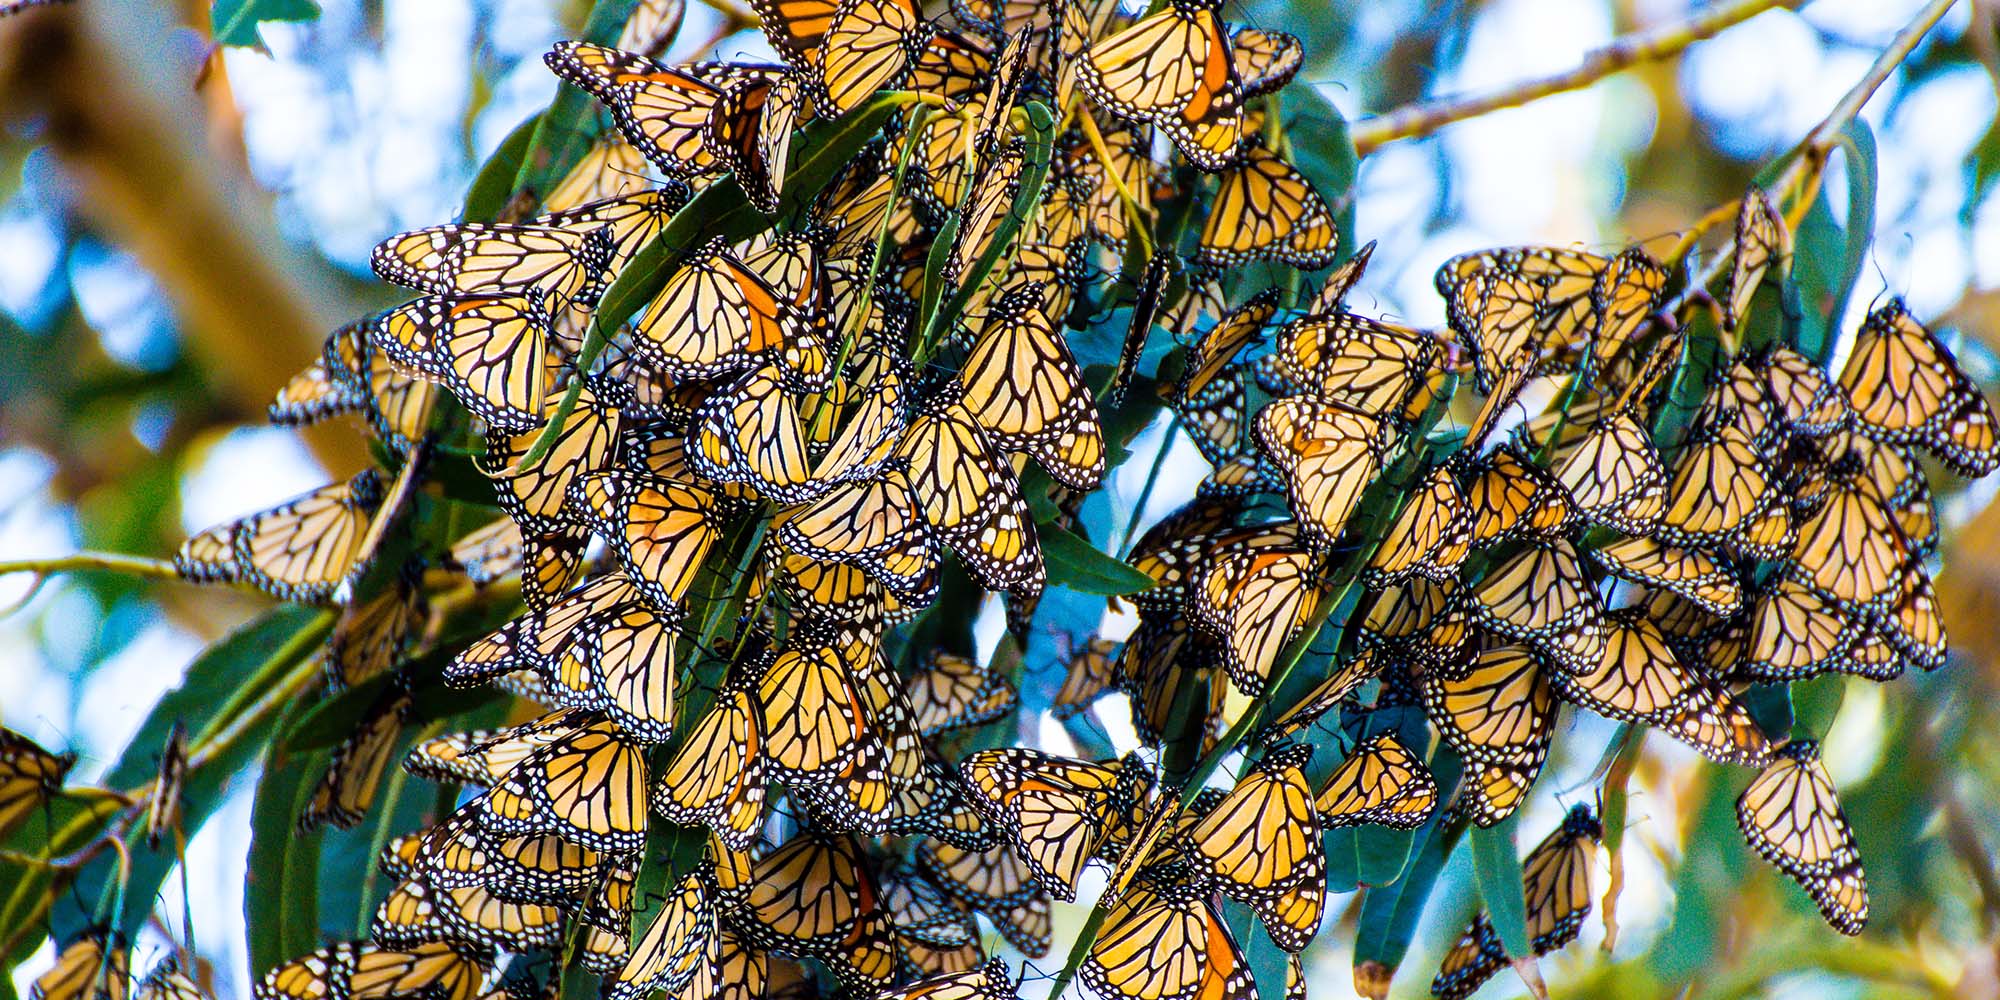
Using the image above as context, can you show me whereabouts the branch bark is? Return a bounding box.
[1349,0,1805,156]
[0,3,375,474]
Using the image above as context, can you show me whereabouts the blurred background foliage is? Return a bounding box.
[4,1,2000,998]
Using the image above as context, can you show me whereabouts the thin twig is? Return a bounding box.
[0,551,183,579]
[1671,0,1959,318]
[1350,0,1803,155]
[1774,0,1959,225]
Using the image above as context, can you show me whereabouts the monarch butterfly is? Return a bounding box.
[902,651,1018,736]
[1741,574,1853,677]
[31,931,127,1000]
[547,41,730,175]
[1079,875,1253,1000]
[916,840,1054,956]
[374,295,556,434]
[606,873,716,1000]
[1461,444,1576,545]
[1435,246,1604,391]
[548,602,682,742]
[0,728,76,840]
[476,711,650,854]
[630,236,828,391]
[261,942,490,1000]
[1258,650,1382,746]
[480,385,625,555]
[792,641,936,839]
[1657,409,1777,552]
[1784,453,1909,612]
[689,364,820,503]
[1176,360,1248,460]
[325,567,426,690]
[302,318,440,455]
[1230,27,1301,97]
[961,748,1123,901]
[372,220,615,313]
[1194,548,1329,696]
[569,470,721,619]
[269,350,366,428]
[411,806,604,899]
[650,677,767,849]
[1589,535,1742,617]
[299,688,409,832]
[1195,141,1337,268]
[878,960,1015,1000]
[446,574,644,687]
[941,137,1026,295]
[1176,289,1278,401]
[1468,538,1606,674]
[728,830,881,961]
[1721,188,1789,333]
[896,393,1045,596]
[1316,732,1437,830]
[1052,637,1120,721]
[775,468,941,606]
[1363,464,1471,587]
[1186,742,1324,902]
[1555,608,1769,765]
[1075,0,1243,171]
[174,470,386,603]
[1419,642,1554,826]
[372,875,569,951]
[1354,577,1470,671]
[1431,805,1601,999]
[131,961,207,1000]
[1071,121,1159,249]
[1584,247,1669,382]
[1549,405,1666,534]
[1839,298,2000,476]
[1736,740,1868,934]
[957,283,1106,491]
[753,0,926,115]
[705,72,807,213]
[1261,313,1441,421]
[1254,397,1384,547]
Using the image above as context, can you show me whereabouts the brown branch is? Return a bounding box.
[0,3,376,474]
[1350,0,1805,156]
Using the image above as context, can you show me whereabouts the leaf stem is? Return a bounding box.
[1349,0,1801,155]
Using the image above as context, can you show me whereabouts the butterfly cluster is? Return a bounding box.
[18,1,1996,1000]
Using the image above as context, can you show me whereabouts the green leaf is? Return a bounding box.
[917,102,1058,351]
[462,112,545,224]
[1352,758,1465,985]
[247,705,328,978]
[1469,816,1530,958]
[1041,523,1155,596]
[211,0,321,48]
[1647,768,1746,982]
[23,607,333,955]
[1785,120,1877,364]
[513,93,908,470]
[1220,898,1291,1000]
[1282,87,1359,267]
[508,0,643,204]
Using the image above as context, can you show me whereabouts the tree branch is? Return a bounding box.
[1349,0,1804,156]
[0,3,377,475]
